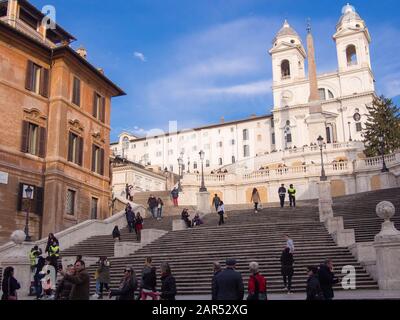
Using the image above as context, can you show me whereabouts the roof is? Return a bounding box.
[273,20,300,43]
[337,4,362,26]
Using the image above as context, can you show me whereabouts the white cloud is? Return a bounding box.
[134,51,147,62]
[197,80,272,96]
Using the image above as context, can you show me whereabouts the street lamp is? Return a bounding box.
[348,122,352,142]
[24,185,33,242]
[199,150,207,192]
[317,136,327,181]
[378,135,389,173]
[177,156,183,192]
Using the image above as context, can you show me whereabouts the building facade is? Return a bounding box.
[0,0,124,244]
[112,4,374,177]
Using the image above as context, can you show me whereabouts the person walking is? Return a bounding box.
[1,267,21,300]
[285,234,295,253]
[212,258,244,301]
[60,260,90,300]
[140,257,158,300]
[306,266,324,300]
[278,184,287,208]
[97,256,111,299]
[55,264,74,300]
[112,226,121,242]
[110,266,138,300]
[288,184,296,208]
[125,204,135,233]
[45,233,59,255]
[147,195,158,219]
[160,262,177,301]
[318,259,339,300]
[33,250,46,299]
[251,188,261,213]
[211,262,222,301]
[125,183,130,200]
[135,212,144,241]
[212,194,221,212]
[280,248,294,294]
[157,198,164,221]
[247,262,267,301]
[171,188,179,207]
[217,201,225,226]
[39,257,57,299]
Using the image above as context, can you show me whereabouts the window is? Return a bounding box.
[318,88,326,101]
[285,124,292,145]
[91,197,98,220]
[144,142,148,147]
[156,140,161,145]
[243,145,250,157]
[319,88,335,100]
[170,165,174,172]
[66,189,76,216]
[156,151,162,157]
[72,77,81,106]
[353,113,361,122]
[281,60,291,79]
[243,129,249,141]
[21,121,46,158]
[231,139,235,145]
[257,135,262,142]
[193,162,198,169]
[93,92,105,122]
[356,122,362,132]
[230,127,234,132]
[346,45,358,66]
[91,145,105,175]
[217,141,223,148]
[328,90,334,99]
[271,132,276,145]
[17,183,44,215]
[326,126,332,144]
[68,132,83,166]
[271,118,275,128]
[218,158,223,166]
[25,61,49,97]
[206,160,210,167]
[232,156,236,164]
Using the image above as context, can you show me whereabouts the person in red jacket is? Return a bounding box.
[247,262,267,301]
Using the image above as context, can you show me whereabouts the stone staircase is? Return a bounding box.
[332,188,400,242]
[81,206,377,295]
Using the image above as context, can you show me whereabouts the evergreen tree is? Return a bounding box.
[363,95,400,157]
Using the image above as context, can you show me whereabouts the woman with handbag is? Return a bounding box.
[1,267,21,300]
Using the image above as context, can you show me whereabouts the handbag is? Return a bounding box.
[8,278,17,300]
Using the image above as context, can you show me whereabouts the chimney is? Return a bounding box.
[220,116,225,124]
[6,0,18,28]
[76,46,87,59]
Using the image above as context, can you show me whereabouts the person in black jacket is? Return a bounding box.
[125,204,135,233]
[112,226,121,242]
[45,233,59,254]
[55,264,74,300]
[278,184,287,208]
[140,257,158,300]
[306,266,324,301]
[280,248,294,294]
[1,267,21,300]
[211,262,222,300]
[213,258,244,301]
[33,253,46,299]
[110,267,138,300]
[318,259,339,300]
[160,262,177,300]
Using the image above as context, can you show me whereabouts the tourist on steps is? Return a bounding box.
[318,259,339,300]
[212,194,221,212]
[140,257,158,300]
[280,248,294,294]
[33,251,46,299]
[181,208,192,228]
[306,266,324,300]
[147,195,158,219]
[55,264,74,300]
[45,233,59,255]
[60,260,90,300]
[160,262,177,300]
[217,201,225,226]
[278,184,287,208]
[288,184,296,208]
[157,198,164,220]
[97,256,111,299]
[211,262,222,300]
[212,258,244,301]
[285,234,295,253]
[110,266,138,300]
[135,212,144,241]
[247,262,267,301]
[125,183,130,200]
[1,267,21,300]
[251,188,261,213]
[171,187,179,207]
[112,226,121,242]
[125,204,135,233]
[192,213,204,227]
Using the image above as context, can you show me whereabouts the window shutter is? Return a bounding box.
[100,148,105,176]
[100,97,106,123]
[17,183,24,211]
[93,92,98,118]
[68,132,74,162]
[35,187,44,216]
[78,137,84,166]
[73,77,81,106]
[91,144,96,172]
[40,68,50,98]
[39,126,47,158]
[21,121,30,153]
[25,60,34,91]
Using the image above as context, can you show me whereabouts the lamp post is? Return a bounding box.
[24,185,33,242]
[348,122,352,142]
[317,136,327,181]
[199,150,207,192]
[177,155,183,192]
[378,135,389,173]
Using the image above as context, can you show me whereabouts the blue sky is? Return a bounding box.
[31,0,400,141]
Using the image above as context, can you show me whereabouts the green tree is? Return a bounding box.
[363,95,400,157]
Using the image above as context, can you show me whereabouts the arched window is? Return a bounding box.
[318,88,326,100]
[281,60,291,79]
[284,121,292,147]
[346,45,358,66]
[218,158,223,166]
[328,89,334,99]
